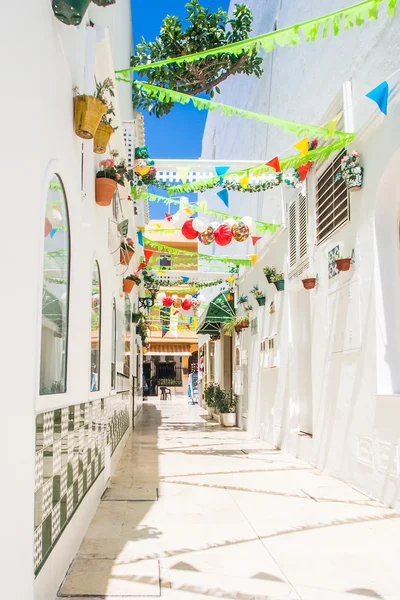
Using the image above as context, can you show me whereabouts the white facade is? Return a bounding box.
[0,2,144,599]
[200,0,400,509]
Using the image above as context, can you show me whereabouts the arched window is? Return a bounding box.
[111,299,117,389]
[40,175,70,395]
[90,261,101,391]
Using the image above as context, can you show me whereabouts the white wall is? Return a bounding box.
[201,0,400,507]
[0,1,140,598]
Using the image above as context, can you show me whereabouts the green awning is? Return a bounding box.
[197,292,235,335]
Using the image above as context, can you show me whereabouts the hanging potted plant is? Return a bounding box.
[73,78,114,140]
[240,314,250,329]
[94,101,117,154]
[336,256,352,272]
[338,151,363,191]
[222,316,241,336]
[263,265,276,283]
[123,274,141,294]
[302,274,317,290]
[215,389,238,427]
[52,0,115,26]
[95,150,133,206]
[120,238,135,266]
[251,285,266,306]
[271,271,285,291]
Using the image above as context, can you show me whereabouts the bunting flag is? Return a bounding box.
[217,188,229,207]
[297,161,313,182]
[143,237,253,266]
[366,81,389,115]
[186,324,191,330]
[181,276,190,283]
[197,199,207,213]
[137,262,146,272]
[251,236,262,246]
[266,157,281,172]
[116,1,397,73]
[154,223,162,228]
[50,228,58,238]
[144,250,154,264]
[227,276,235,284]
[249,254,258,264]
[161,306,170,338]
[176,166,190,183]
[239,174,249,189]
[137,230,144,246]
[165,213,172,221]
[294,137,309,157]
[216,165,230,185]
[325,115,341,139]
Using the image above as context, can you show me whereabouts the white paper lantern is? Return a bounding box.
[209,221,219,231]
[185,294,192,300]
[241,216,255,232]
[192,216,210,233]
[156,292,166,301]
[223,218,236,227]
[172,210,189,227]
[171,294,178,301]
[198,294,206,304]
[49,209,62,226]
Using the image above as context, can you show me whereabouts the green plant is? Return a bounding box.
[251,285,265,299]
[125,274,141,285]
[215,389,238,414]
[271,271,284,282]
[222,314,249,336]
[205,382,218,407]
[130,1,263,117]
[263,265,276,278]
[237,295,248,305]
[97,150,134,186]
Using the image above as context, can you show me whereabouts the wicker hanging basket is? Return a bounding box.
[74,95,107,139]
[93,123,114,154]
[95,178,117,206]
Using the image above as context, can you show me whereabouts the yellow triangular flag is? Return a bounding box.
[137,226,145,231]
[158,270,165,276]
[135,166,150,176]
[183,207,193,215]
[197,199,207,213]
[154,224,161,229]
[239,174,249,189]
[325,114,341,139]
[294,137,308,157]
[227,276,235,284]
[176,166,190,183]
[249,254,258,264]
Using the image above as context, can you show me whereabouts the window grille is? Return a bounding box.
[261,335,278,368]
[316,149,349,244]
[288,185,309,274]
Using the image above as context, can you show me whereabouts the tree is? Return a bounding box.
[131,1,263,117]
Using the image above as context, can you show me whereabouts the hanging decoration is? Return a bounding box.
[251,236,262,246]
[297,161,313,182]
[217,188,229,207]
[162,296,174,307]
[198,226,216,245]
[134,146,157,187]
[249,254,258,264]
[366,80,389,115]
[172,209,189,226]
[182,219,199,240]
[266,157,281,172]
[215,166,230,184]
[143,237,252,265]
[116,0,397,75]
[232,221,250,242]
[192,216,210,232]
[182,298,193,311]
[294,137,309,157]
[44,217,52,237]
[214,224,233,246]
[144,249,154,264]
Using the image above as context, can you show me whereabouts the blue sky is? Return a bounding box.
[131,0,228,218]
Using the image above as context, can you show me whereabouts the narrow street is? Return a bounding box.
[59,397,400,600]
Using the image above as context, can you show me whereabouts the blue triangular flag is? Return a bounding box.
[137,230,144,246]
[192,293,199,298]
[217,188,229,207]
[181,276,190,283]
[366,81,388,115]
[50,228,57,238]
[215,166,230,177]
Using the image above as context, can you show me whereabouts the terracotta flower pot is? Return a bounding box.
[241,320,249,329]
[302,278,317,290]
[74,95,107,139]
[94,122,114,154]
[234,325,242,333]
[336,258,351,272]
[95,177,117,206]
[120,248,134,265]
[123,279,135,294]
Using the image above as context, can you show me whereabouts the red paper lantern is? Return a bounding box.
[182,298,192,310]
[182,219,198,240]
[214,223,233,246]
[162,296,174,307]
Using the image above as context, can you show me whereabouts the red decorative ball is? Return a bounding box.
[181,219,198,240]
[214,223,233,246]
[182,298,192,310]
[162,296,174,307]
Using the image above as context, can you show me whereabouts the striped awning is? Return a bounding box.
[197,292,235,335]
[147,344,192,356]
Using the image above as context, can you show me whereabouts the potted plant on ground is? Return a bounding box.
[73,78,115,140]
[271,271,285,291]
[94,101,117,154]
[120,238,135,265]
[338,151,363,191]
[251,285,266,306]
[96,150,134,206]
[205,383,218,417]
[336,256,352,271]
[263,265,276,283]
[52,0,115,26]
[215,389,238,427]
[302,274,317,290]
[123,273,141,294]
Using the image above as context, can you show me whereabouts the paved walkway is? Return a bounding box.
[59,397,400,600]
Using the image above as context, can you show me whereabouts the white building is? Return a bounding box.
[200,0,400,510]
[0,2,146,599]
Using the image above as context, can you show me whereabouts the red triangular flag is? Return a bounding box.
[144,250,154,264]
[297,161,313,182]
[266,156,281,172]
[137,262,146,272]
[251,236,262,246]
[165,213,172,221]
[186,324,191,330]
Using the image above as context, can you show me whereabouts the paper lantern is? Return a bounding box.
[191,298,200,310]
[162,296,173,307]
[44,217,52,237]
[232,220,250,242]
[209,221,219,230]
[198,227,215,245]
[172,209,189,227]
[182,298,192,310]
[223,217,235,226]
[214,224,233,246]
[241,216,255,232]
[174,297,182,308]
[51,209,62,225]
[171,294,178,301]
[192,216,210,233]
[185,294,191,299]
[156,292,166,301]
[198,294,206,304]
[182,219,198,240]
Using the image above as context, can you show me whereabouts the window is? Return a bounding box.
[261,335,278,368]
[111,300,117,389]
[288,185,308,275]
[123,296,131,377]
[316,149,349,244]
[39,175,70,395]
[90,262,101,391]
[159,254,172,270]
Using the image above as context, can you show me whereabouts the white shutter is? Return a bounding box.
[288,185,309,275]
[289,199,297,268]
[299,190,308,260]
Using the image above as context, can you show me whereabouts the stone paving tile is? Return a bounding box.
[58,396,400,600]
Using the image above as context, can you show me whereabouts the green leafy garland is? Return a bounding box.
[143,237,252,266]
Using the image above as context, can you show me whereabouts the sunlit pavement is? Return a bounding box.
[59,396,400,599]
